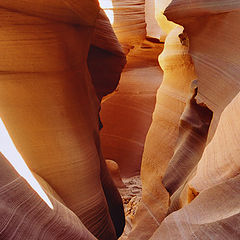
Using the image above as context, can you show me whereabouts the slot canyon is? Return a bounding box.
[0,0,240,239]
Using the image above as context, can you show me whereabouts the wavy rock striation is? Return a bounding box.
[0,1,126,240]
[128,1,240,239]
[126,26,196,239]
[143,0,240,239]
[0,153,98,240]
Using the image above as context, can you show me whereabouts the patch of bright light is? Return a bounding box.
[99,0,114,24]
[0,118,53,209]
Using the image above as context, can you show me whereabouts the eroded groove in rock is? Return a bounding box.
[100,40,163,178]
[165,0,240,140]
[150,174,240,240]
[145,1,240,238]
[189,91,240,193]
[162,85,213,197]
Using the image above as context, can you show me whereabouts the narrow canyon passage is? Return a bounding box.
[100,40,164,178]
[0,1,240,240]
[100,39,164,238]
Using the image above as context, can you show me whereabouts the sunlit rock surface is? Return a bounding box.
[99,1,163,178]
[126,26,197,239]
[112,0,146,53]
[0,1,125,239]
[1,0,240,239]
[155,0,177,41]
[143,0,240,239]
[145,0,163,40]
[165,0,240,140]
[100,0,146,54]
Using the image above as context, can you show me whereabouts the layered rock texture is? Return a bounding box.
[100,41,163,177]
[0,153,98,240]
[1,0,240,239]
[127,25,197,240]
[0,1,125,240]
[127,0,240,239]
[99,0,163,178]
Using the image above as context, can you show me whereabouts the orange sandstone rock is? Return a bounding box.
[106,159,126,188]
[0,2,125,239]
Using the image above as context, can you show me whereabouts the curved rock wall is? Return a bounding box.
[165,0,240,140]
[0,2,125,240]
[126,26,197,239]
[164,0,240,204]
[100,1,163,178]
[155,0,177,40]
[100,0,146,53]
[128,1,240,239]
[134,1,240,239]
[111,0,146,52]
[189,91,240,193]
[0,153,98,240]
[150,174,240,239]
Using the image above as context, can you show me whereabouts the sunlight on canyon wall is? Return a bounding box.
[99,0,114,24]
[0,118,53,209]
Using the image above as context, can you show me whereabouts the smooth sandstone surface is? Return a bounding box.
[145,0,163,40]
[100,41,163,178]
[0,2,125,240]
[126,26,197,239]
[143,1,240,239]
[100,0,146,54]
[99,1,163,178]
[155,0,177,41]
[111,0,146,53]
[189,91,240,193]
[162,86,213,197]
[165,0,240,140]
[164,0,240,202]
[150,174,240,240]
[88,9,126,100]
[1,0,240,239]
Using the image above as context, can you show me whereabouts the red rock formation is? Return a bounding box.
[106,159,126,188]
[112,0,146,53]
[150,174,240,239]
[165,0,240,140]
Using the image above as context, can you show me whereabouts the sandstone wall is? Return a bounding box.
[0,2,126,239]
[136,1,240,239]
[128,1,240,239]
[100,0,163,177]
[127,26,197,239]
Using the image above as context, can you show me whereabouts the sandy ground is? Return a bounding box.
[118,175,142,238]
